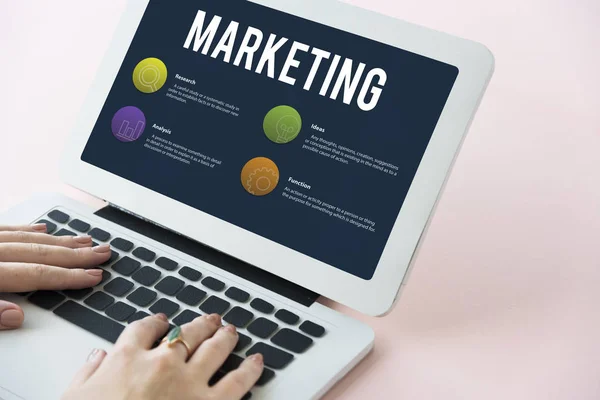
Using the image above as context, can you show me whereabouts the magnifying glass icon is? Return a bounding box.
[133,57,168,93]
[139,65,161,92]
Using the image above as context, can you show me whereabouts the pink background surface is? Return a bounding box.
[1,1,599,399]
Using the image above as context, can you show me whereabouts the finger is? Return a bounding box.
[0,300,24,330]
[0,243,111,268]
[116,313,170,350]
[190,323,240,380]
[156,314,222,361]
[0,224,47,233]
[211,354,264,399]
[0,263,103,292]
[0,231,93,249]
[68,348,107,387]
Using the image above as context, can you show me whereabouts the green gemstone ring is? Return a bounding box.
[160,326,192,358]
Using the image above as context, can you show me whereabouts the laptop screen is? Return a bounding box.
[81,0,458,280]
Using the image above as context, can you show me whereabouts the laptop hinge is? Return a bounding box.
[95,204,320,307]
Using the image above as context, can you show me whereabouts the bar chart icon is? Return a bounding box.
[111,106,146,142]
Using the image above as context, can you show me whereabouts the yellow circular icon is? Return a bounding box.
[133,58,168,93]
[241,157,280,196]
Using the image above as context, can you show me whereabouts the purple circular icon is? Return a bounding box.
[111,106,146,142]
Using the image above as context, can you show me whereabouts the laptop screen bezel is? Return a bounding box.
[61,0,494,316]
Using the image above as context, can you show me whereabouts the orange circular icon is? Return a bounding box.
[241,157,280,196]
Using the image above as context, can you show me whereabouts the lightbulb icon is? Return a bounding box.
[263,106,302,144]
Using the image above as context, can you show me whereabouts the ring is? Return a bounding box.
[161,326,192,358]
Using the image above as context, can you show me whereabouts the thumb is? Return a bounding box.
[0,300,24,330]
[68,348,107,388]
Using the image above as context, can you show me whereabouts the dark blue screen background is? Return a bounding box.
[82,0,458,279]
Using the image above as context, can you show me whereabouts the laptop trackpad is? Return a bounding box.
[0,295,113,400]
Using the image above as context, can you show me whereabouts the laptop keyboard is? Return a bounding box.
[26,208,327,399]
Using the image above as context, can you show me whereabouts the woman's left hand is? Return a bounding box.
[0,224,112,330]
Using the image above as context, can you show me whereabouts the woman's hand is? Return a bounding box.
[63,313,264,400]
[0,224,111,330]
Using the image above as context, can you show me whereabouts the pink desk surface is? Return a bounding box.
[1,1,599,399]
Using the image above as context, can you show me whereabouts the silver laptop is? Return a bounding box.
[0,0,493,399]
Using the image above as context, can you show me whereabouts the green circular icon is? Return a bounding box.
[263,105,302,144]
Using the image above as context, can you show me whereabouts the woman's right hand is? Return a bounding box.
[62,313,264,400]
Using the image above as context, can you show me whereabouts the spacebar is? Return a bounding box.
[54,300,125,343]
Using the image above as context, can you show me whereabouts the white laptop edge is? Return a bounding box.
[60,0,494,316]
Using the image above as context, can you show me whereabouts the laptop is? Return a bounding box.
[0,0,494,398]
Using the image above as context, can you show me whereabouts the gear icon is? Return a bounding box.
[241,157,280,196]
[246,167,279,195]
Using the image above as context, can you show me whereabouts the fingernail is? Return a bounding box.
[248,353,263,366]
[0,309,24,328]
[31,223,47,232]
[155,313,168,322]
[93,244,111,253]
[207,314,221,324]
[74,235,92,244]
[87,348,100,361]
[224,324,237,334]
[86,269,103,277]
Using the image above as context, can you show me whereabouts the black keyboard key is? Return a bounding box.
[55,228,76,237]
[105,302,136,322]
[127,287,157,307]
[218,353,274,386]
[63,287,93,300]
[68,219,90,233]
[220,353,244,371]
[176,286,206,306]
[299,321,325,338]
[101,250,119,267]
[48,210,69,223]
[132,247,156,262]
[84,292,115,311]
[271,329,313,353]
[199,296,230,315]
[250,298,274,314]
[29,291,65,310]
[256,368,276,386]
[98,270,112,285]
[208,358,254,400]
[104,277,134,297]
[224,307,254,328]
[156,257,178,271]
[275,309,299,325]
[155,276,185,296]
[178,266,202,281]
[132,266,161,286]
[202,276,225,291]
[54,300,124,343]
[247,318,278,339]
[36,219,57,234]
[172,310,201,325]
[235,333,252,352]
[89,228,111,242]
[225,287,250,303]
[111,237,134,252]
[149,298,180,318]
[112,256,141,276]
[128,311,150,324]
[209,370,225,386]
[246,343,293,369]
